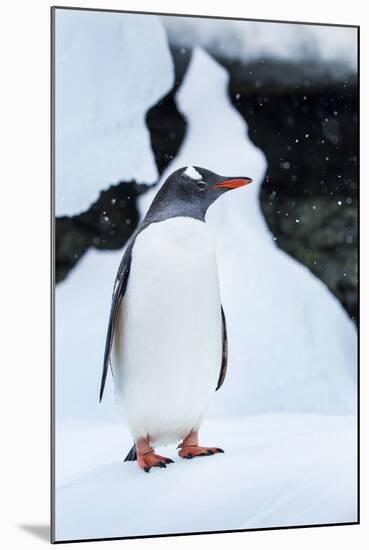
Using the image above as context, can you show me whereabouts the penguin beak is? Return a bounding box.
[212,177,253,189]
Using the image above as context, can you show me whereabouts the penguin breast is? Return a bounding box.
[112,217,223,445]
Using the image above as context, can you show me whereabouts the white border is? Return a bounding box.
[1,0,366,548]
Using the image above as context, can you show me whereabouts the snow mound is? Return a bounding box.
[55,248,121,421]
[55,10,174,216]
[163,17,357,72]
[54,415,357,541]
[140,47,357,416]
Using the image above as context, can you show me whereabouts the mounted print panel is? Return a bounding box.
[51,6,358,543]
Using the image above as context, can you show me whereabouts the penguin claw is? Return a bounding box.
[138,452,174,472]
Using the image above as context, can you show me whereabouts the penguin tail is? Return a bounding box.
[124,445,137,462]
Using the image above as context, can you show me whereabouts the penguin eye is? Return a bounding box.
[196,181,207,191]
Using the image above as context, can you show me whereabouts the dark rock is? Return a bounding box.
[262,196,357,321]
[55,181,149,284]
[218,54,358,322]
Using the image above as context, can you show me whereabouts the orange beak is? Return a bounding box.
[212,177,253,189]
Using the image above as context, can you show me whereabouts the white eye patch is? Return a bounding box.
[183,166,202,181]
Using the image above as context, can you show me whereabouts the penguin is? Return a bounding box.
[100,166,252,472]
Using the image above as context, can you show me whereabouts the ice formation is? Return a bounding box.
[55,10,174,216]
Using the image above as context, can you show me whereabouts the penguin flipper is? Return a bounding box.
[99,242,133,402]
[216,305,228,391]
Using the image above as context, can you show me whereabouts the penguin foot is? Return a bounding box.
[137,451,174,473]
[178,445,224,460]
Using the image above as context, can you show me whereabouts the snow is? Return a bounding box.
[54,415,357,541]
[183,165,202,180]
[55,249,121,422]
[54,23,357,540]
[162,17,357,72]
[54,9,174,216]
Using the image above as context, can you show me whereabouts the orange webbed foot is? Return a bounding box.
[137,450,174,473]
[178,445,224,459]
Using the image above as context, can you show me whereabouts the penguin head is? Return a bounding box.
[145,166,252,222]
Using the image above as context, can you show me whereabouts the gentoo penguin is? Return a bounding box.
[100,166,252,472]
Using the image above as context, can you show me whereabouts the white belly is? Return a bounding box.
[111,217,222,445]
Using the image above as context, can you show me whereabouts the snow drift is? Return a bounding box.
[55,415,357,541]
[55,10,174,216]
[162,17,357,73]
